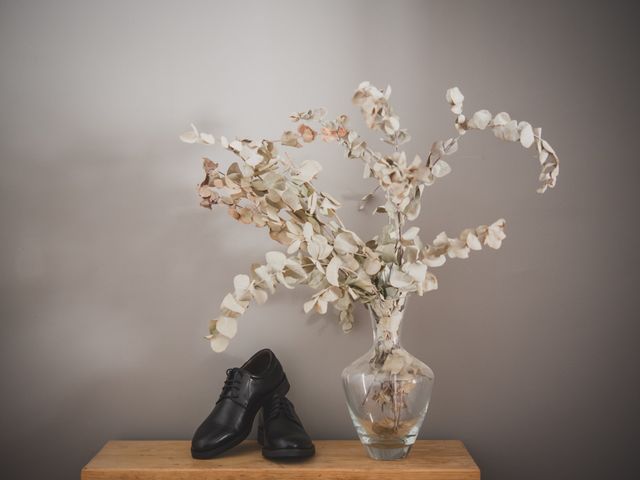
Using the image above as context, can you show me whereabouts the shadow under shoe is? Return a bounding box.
[257,394,315,459]
[191,349,289,459]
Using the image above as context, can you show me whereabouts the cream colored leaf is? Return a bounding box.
[233,274,250,294]
[303,222,314,240]
[424,254,446,267]
[252,288,268,305]
[221,293,245,315]
[216,316,238,339]
[403,226,420,240]
[254,265,274,293]
[491,112,511,126]
[519,122,534,148]
[209,333,230,352]
[180,130,199,144]
[334,232,359,255]
[467,109,492,130]
[265,251,287,271]
[281,131,302,147]
[303,298,316,314]
[199,132,215,145]
[432,160,451,178]
[295,159,322,182]
[326,256,343,286]
[424,272,438,291]
[364,256,382,275]
[245,150,263,166]
[286,239,301,255]
[321,287,341,303]
[389,267,414,289]
[403,262,427,283]
[446,87,464,114]
[466,232,482,251]
[494,120,520,142]
[308,234,332,260]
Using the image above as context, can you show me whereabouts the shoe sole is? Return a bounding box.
[262,445,316,459]
[191,375,290,459]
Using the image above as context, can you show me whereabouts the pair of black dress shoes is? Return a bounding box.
[191,349,315,460]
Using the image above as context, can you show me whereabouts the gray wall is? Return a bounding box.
[1,1,638,478]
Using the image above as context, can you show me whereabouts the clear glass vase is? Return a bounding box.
[342,298,434,460]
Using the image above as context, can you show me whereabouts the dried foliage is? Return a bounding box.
[181,82,559,352]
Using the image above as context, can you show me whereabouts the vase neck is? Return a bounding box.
[369,297,407,353]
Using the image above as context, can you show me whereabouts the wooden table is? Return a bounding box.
[82,440,479,479]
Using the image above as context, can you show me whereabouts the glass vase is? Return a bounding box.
[341,298,434,460]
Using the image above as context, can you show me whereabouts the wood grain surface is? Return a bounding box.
[81,440,480,480]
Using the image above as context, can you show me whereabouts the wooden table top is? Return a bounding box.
[82,440,480,480]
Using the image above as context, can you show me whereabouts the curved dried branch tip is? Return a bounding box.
[181,81,559,352]
[444,86,559,193]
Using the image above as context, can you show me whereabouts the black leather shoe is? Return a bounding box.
[257,394,315,459]
[191,349,290,459]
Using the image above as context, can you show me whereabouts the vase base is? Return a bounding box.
[363,444,412,460]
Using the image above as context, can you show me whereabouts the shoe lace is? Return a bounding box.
[217,368,243,403]
[266,396,299,424]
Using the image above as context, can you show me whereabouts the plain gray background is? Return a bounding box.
[1,1,638,479]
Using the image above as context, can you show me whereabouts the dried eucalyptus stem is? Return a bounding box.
[181,81,559,353]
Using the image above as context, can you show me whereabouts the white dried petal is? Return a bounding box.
[431,160,451,178]
[424,272,438,291]
[265,251,287,271]
[403,226,420,240]
[233,274,250,294]
[180,130,199,144]
[303,298,316,314]
[519,122,534,148]
[493,120,520,142]
[281,131,302,148]
[491,112,511,126]
[295,159,322,182]
[286,239,301,255]
[254,265,274,293]
[405,197,422,221]
[403,262,427,283]
[221,293,246,315]
[467,109,492,130]
[389,267,414,289]
[326,256,343,286]
[446,87,464,114]
[466,232,482,251]
[447,239,470,259]
[302,222,314,240]
[199,133,215,145]
[424,254,446,267]
[216,316,238,339]
[334,232,359,255]
[542,139,557,156]
[308,234,332,260]
[209,333,230,353]
[245,150,263,166]
[384,116,400,134]
[252,288,268,305]
[363,256,382,275]
[315,299,328,314]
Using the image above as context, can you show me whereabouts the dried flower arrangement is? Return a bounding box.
[181,82,559,354]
